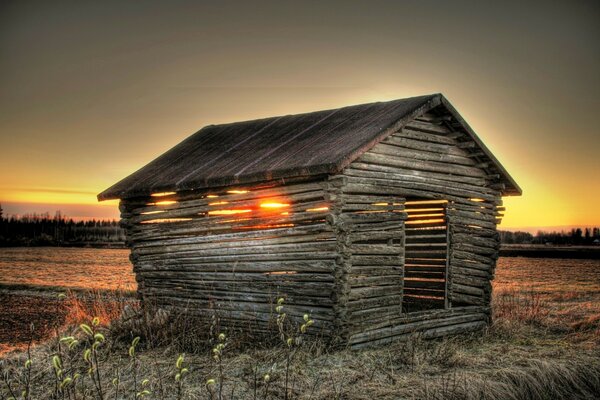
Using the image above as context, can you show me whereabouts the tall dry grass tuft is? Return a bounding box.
[492,287,550,328]
[419,358,600,400]
[59,289,137,328]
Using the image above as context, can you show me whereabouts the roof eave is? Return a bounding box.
[438,96,522,196]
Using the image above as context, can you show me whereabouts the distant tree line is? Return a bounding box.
[0,204,125,247]
[500,227,600,245]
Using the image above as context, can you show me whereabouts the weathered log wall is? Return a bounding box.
[342,108,503,347]
[120,179,340,335]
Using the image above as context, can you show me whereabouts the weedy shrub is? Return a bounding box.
[493,287,550,327]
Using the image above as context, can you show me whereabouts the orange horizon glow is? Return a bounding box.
[1,2,598,232]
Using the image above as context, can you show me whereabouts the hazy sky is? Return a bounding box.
[1,0,598,230]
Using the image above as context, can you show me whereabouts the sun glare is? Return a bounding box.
[260,202,290,209]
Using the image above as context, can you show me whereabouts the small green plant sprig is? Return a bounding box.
[174,353,189,400]
[57,335,82,399]
[127,337,150,399]
[4,323,36,400]
[80,317,105,399]
[275,297,314,400]
[1,335,35,400]
[207,332,227,400]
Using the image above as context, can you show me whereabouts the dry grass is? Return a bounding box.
[1,257,600,399]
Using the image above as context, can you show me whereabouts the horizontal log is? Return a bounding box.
[347,244,402,255]
[132,237,337,257]
[141,287,334,307]
[349,305,487,337]
[451,233,498,249]
[357,152,487,179]
[349,162,489,187]
[337,212,405,224]
[139,270,335,283]
[451,274,489,288]
[135,260,336,273]
[346,294,403,312]
[349,312,485,346]
[351,255,404,266]
[452,283,484,297]
[344,175,497,202]
[452,250,494,265]
[338,194,405,204]
[349,275,402,288]
[346,231,404,244]
[403,120,452,135]
[350,265,403,275]
[136,250,339,263]
[421,320,487,340]
[451,266,490,278]
[349,285,404,301]
[395,128,457,145]
[143,279,334,298]
[370,143,476,167]
[148,295,334,322]
[451,224,498,238]
[452,243,498,257]
[451,292,484,305]
[132,223,333,248]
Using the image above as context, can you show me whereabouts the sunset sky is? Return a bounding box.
[1,1,598,231]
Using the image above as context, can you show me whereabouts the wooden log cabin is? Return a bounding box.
[98,94,521,348]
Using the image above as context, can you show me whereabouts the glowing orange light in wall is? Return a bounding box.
[150,192,176,197]
[209,201,229,205]
[209,209,252,216]
[206,194,219,198]
[140,218,193,224]
[306,207,329,212]
[227,190,249,194]
[152,200,177,206]
[140,210,165,215]
[260,202,290,209]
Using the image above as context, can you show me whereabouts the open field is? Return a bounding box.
[0,251,599,399]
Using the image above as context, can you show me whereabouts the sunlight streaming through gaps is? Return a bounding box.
[150,192,176,197]
[208,209,252,216]
[227,190,249,194]
[306,207,329,212]
[140,218,193,224]
[260,202,290,209]
[403,198,448,311]
[136,186,331,228]
[150,200,177,206]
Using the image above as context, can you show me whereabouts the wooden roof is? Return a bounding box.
[98,94,520,200]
